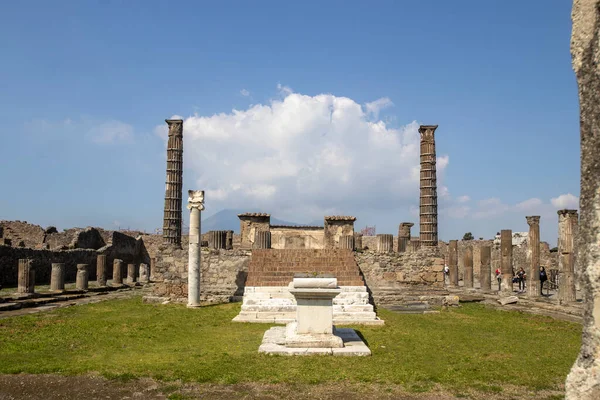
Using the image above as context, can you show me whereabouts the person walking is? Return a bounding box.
[495,268,502,291]
[540,266,548,295]
[516,267,526,292]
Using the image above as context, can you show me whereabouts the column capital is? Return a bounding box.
[557,209,578,217]
[165,119,183,136]
[400,222,415,228]
[187,190,205,211]
[418,125,438,141]
[526,215,540,226]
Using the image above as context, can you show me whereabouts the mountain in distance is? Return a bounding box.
[201,209,321,233]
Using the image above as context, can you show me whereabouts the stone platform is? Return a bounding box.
[258,326,371,356]
[232,286,384,325]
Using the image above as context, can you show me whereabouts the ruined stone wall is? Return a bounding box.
[0,220,45,248]
[354,247,445,289]
[152,247,251,304]
[270,227,324,249]
[323,220,355,249]
[362,235,400,251]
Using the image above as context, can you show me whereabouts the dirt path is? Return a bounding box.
[0,374,564,400]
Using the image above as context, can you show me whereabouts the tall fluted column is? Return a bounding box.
[253,231,272,249]
[397,222,414,253]
[419,125,439,247]
[376,234,393,252]
[500,230,513,293]
[558,209,578,303]
[209,230,227,249]
[464,246,474,288]
[162,119,184,246]
[17,259,35,294]
[566,2,600,396]
[480,245,492,291]
[50,263,65,292]
[112,259,123,285]
[449,240,458,287]
[96,254,107,287]
[339,235,355,250]
[76,264,89,290]
[526,216,541,297]
[187,190,205,308]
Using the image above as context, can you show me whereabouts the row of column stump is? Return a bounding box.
[15,255,150,295]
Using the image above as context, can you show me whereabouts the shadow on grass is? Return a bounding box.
[353,329,369,347]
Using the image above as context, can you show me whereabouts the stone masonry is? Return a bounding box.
[324,216,356,249]
[162,119,184,246]
[418,125,439,247]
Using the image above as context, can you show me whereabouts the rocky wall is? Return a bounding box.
[270,227,324,249]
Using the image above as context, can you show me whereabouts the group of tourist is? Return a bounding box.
[494,266,548,294]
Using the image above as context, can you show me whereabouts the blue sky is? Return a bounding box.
[0,1,579,245]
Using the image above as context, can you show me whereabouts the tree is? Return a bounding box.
[462,232,474,241]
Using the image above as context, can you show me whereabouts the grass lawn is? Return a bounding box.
[0,296,581,397]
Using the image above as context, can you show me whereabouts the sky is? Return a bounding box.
[0,0,580,245]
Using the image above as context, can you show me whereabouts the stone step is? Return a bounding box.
[0,302,22,311]
[333,305,374,313]
[331,312,377,319]
[241,305,296,312]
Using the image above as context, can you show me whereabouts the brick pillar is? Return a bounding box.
[96,254,107,287]
[339,235,355,250]
[526,216,541,298]
[353,233,363,250]
[419,125,439,247]
[253,231,271,249]
[376,234,393,252]
[480,245,491,292]
[112,259,123,285]
[50,263,65,292]
[500,230,513,294]
[76,264,89,290]
[558,209,578,303]
[397,222,414,253]
[17,259,35,294]
[162,119,184,246]
[464,246,474,288]
[449,240,458,287]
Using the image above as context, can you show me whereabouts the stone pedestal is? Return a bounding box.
[376,234,393,252]
[397,222,414,253]
[526,216,541,298]
[112,259,123,285]
[17,259,35,294]
[500,230,513,293]
[96,254,107,287]
[76,264,89,290]
[253,231,272,249]
[50,263,65,292]
[448,240,458,287]
[139,263,150,283]
[464,246,474,288]
[480,245,492,291]
[187,190,205,308]
[339,235,355,250]
[127,264,136,284]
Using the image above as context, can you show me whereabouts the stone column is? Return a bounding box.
[419,125,439,247]
[566,2,600,396]
[526,216,541,298]
[464,246,474,288]
[139,263,150,283]
[500,230,513,293]
[558,209,578,303]
[162,119,184,246]
[448,240,459,287]
[226,230,234,250]
[208,230,227,249]
[376,234,393,252]
[187,190,205,308]
[480,245,492,291]
[150,257,156,281]
[339,235,355,250]
[17,259,35,294]
[50,263,65,292]
[397,222,414,253]
[127,263,136,284]
[96,254,107,287]
[253,231,271,249]
[76,264,89,290]
[410,239,421,252]
[112,259,123,285]
[354,233,363,250]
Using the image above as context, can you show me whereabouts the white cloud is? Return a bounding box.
[166,87,450,221]
[457,195,470,203]
[551,193,579,209]
[364,97,393,119]
[515,198,543,211]
[240,89,250,97]
[472,198,511,219]
[88,120,134,144]
[24,117,135,144]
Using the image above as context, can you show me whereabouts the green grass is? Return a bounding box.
[0,297,581,394]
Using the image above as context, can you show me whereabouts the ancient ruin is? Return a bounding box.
[418,125,439,247]
[162,119,184,247]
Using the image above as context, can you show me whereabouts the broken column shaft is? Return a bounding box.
[112,259,123,285]
[162,119,184,246]
[464,246,474,288]
[526,216,541,298]
[76,264,89,290]
[17,259,35,294]
[500,230,513,293]
[50,263,65,292]
[558,209,578,303]
[480,245,492,291]
[448,240,459,287]
[253,231,272,249]
[127,263,136,284]
[419,125,439,247]
[96,254,107,287]
[397,222,414,253]
[376,234,393,252]
[339,235,355,250]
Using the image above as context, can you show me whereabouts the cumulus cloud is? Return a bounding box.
[515,197,543,211]
[167,87,450,221]
[240,89,250,97]
[364,97,393,119]
[551,193,579,209]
